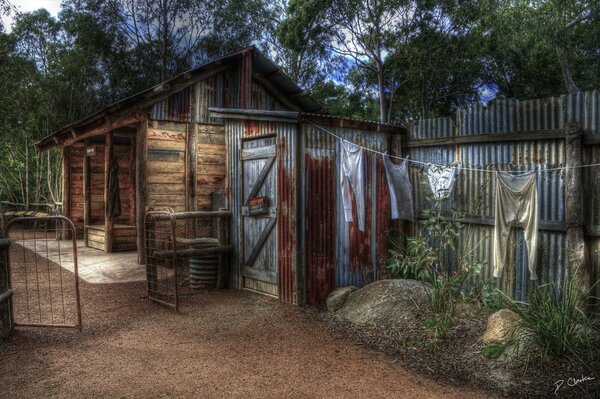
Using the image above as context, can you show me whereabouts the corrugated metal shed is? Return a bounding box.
[214,108,401,305]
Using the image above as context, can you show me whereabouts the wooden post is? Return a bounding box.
[217,208,227,289]
[136,120,148,264]
[565,122,590,299]
[390,133,409,244]
[104,132,114,253]
[61,147,71,239]
[129,137,136,226]
[83,140,91,245]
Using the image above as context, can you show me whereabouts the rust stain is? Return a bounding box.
[305,154,336,305]
[375,156,391,277]
[277,136,296,304]
[349,152,372,277]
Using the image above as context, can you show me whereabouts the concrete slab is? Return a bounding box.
[17,239,145,284]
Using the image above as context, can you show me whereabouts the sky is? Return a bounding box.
[1,0,61,32]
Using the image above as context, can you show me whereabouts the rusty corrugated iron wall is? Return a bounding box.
[407,90,600,304]
[301,124,391,305]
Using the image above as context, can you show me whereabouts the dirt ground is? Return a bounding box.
[0,274,496,398]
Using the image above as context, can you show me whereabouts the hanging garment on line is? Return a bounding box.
[383,153,414,221]
[493,170,539,280]
[341,140,366,231]
[426,164,458,200]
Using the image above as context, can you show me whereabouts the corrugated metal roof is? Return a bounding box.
[37,46,322,150]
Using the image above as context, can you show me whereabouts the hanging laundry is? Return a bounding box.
[340,140,366,231]
[383,153,414,221]
[426,164,458,200]
[493,170,539,280]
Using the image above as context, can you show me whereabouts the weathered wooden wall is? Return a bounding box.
[196,124,226,211]
[69,143,85,236]
[146,121,187,212]
[89,144,105,224]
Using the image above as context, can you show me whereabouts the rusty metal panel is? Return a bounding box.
[277,123,299,304]
[302,124,337,305]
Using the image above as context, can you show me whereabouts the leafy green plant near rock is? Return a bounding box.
[498,272,599,363]
[386,172,486,338]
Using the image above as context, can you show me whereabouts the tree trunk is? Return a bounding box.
[161,0,168,82]
[556,44,580,94]
[564,123,590,303]
[377,61,387,123]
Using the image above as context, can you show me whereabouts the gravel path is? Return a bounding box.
[0,278,495,398]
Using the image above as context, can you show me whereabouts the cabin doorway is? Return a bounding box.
[240,136,278,297]
[78,132,136,252]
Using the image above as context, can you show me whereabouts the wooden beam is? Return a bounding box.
[129,137,136,226]
[61,147,71,239]
[403,129,566,148]
[136,120,148,264]
[104,132,114,253]
[83,140,91,245]
[253,72,303,112]
[565,123,590,300]
[151,245,232,259]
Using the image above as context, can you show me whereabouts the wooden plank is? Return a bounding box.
[197,144,226,155]
[136,119,148,264]
[243,277,278,297]
[404,129,566,148]
[147,183,186,194]
[83,140,91,244]
[87,240,105,250]
[147,139,186,151]
[240,145,276,160]
[243,217,276,268]
[244,157,275,205]
[151,245,232,259]
[146,162,185,174]
[104,132,114,253]
[242,266,277,285]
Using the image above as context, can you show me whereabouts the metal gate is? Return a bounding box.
[6,216,82,330]
[240,136,278,295]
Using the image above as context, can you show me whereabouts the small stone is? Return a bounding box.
[482,309,521,345]
[326,286,358,313]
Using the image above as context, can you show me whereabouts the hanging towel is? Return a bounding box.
[341,140,366,231]
[107,155,122,218]
[493,170,538,280]
[383,153,414,221]
[426,164,458,200]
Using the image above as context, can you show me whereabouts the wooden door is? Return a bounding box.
[240,136,277,295]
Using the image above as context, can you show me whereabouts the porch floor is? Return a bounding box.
[17,239,144,284]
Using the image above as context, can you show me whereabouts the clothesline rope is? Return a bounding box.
[305,120,600,175]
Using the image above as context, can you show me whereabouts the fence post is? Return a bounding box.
[565,122,590,298]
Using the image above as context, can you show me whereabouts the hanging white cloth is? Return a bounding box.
[340,140,366,231]
[493,170,539,280]
[426,164,458,200]
[383,153,414,221]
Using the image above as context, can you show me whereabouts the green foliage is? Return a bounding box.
[386,169,485,338]
[499,273,599,362]
[482,342,507,359]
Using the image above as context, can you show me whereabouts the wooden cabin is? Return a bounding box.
[37,46,321,262]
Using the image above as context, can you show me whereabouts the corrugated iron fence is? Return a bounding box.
[406,90,600,306]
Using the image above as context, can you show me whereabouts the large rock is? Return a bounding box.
[326,286,358,313]
[482,309,521,345]
[335,279,431,328]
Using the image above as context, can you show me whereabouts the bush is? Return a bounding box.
[499,273,599,362]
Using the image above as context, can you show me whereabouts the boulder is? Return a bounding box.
[326,286,358,313]
[482,309,521,345]
[335,279,431,328]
